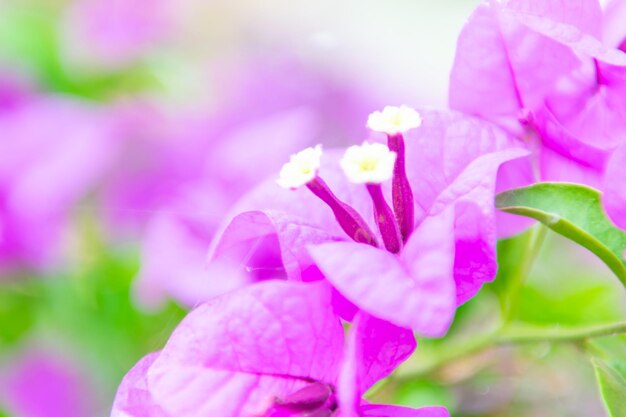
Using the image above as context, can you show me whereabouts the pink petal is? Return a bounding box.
[449,2,579,117]
[495,157,536,238]
[209,210,341,281]
[148,281,344,416]
[338,313,417,416]
[504,0,626,65]
[603,0,626,48]
[404,110,529,304]
[505,0,602,37]
[134,211,250,310]
[535,66,626,171]
[111,353,169,417]
[361,405,450,417]
[309,210,457,337]
[603,142,626,229]
[539,145,602,186]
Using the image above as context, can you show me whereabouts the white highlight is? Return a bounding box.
[367,105,422,135]
[340,142,396,184]
[277,145,323,189]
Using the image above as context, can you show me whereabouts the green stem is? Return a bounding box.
[503,224,547,321]
[497,321,626,344]
[396,320,626,381]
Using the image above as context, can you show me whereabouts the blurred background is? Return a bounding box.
[0,0,624,416]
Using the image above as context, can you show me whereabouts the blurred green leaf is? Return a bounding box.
[392,380,454,410]
[496,183,626,287]
[517,281,624,325]
[40,248,186,389]
[0,282,39,346]
[592,358,626,417]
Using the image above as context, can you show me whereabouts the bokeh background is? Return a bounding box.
[0,1,624,416]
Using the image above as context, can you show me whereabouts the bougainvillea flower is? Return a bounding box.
[0,92,113,273]
[449,0,626,228]
[111,280,448,417]
[207,108,528,335]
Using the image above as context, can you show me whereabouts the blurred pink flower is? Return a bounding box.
[207,110,527,336]
[0,82,115,273]
[449,0,626,229]
[0,350,96,417]
[111,280,447,417]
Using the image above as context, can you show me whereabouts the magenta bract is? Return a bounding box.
[111,281,447,417]
[450,0,626,229]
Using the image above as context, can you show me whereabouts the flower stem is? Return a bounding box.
[395,320,626,380]
[503,224,547,322]
[496,321,626,344]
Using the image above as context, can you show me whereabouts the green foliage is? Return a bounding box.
[0,281,39,346]
[592,358,626,417]
[0,247,186,402]
[392,380,454,410]
[496,183,626,287]
[40,248,186,388]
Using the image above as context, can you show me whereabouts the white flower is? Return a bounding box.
[366,105,422,135]
[340,142,396,184]
[277,145,323,189]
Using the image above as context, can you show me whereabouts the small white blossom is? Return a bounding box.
[366,105,422,135]
[340,142,396,184]
[277,145,323,189]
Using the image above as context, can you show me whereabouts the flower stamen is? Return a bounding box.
[341,143,402,253]
[367,106,422,242]
[278,146,379,247]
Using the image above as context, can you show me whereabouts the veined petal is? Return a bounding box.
[504,0,626,65]
[338,313,416,414]
[402,110,529,303]
[603,0,626,48]
[111,353,169,417]
[449,1,579,117]
[148,281,344,416]
[209,210,341,281]
[604,142,626,230]
[309,210,457,337]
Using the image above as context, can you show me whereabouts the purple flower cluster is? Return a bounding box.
[0,0,592,414]
[110,0,626,414]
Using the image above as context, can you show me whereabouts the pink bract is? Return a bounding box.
[0,89,114,273]
[450,0,626,230]
[111,280,448,417]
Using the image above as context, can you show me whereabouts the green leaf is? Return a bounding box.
[0,281,39,346]
[592,358,626,417]
[496,183,626,287]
